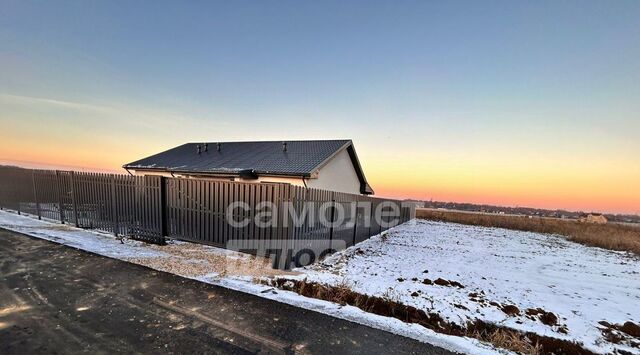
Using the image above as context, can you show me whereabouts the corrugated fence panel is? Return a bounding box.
[0,166,414,265]
[332,191,358,249]
[33,170,59,221]
[0,167,36,215]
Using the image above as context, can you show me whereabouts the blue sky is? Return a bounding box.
[1,1,639,213]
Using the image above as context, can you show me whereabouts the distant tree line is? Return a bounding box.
[414,200,640,224]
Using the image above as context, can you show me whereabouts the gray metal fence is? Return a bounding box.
[0,166,412,264]
[0,167,164,243]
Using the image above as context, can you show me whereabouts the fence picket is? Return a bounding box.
[0,166,413,264]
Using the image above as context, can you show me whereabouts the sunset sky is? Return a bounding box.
[1,1,639,214]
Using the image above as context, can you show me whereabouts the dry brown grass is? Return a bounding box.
[265,278,595,355]
[124,242,300,278]
[416,208,640,255]
[480,328,542,355]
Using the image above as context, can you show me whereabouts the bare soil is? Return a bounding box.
[124,240,300,279]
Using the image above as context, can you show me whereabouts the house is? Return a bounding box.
[123,140,374,195]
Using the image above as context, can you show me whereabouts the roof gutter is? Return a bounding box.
[126,167,313,179]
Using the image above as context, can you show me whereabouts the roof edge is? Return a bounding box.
[307,140,374,195]
[345,144,374,195]
[122,142,191,169]
[126,166,313,178]
[123,139,374,195]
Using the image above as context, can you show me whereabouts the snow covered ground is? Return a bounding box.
[0,210,499,355]
[291,219,640,354]
[3,209,638,354]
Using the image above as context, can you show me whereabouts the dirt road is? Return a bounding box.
[0,228,455,354]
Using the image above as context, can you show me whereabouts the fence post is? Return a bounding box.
[368,199,374,237]
[0,174,3,209]
[32,171,41,220]
[159,176,168,242]
[352,197,359,247]
[281,183,295,270]
[328,196,336,244]
[55,170,64,224]
[70,171,79,227]
[16,171,21,215]
[110,176,118,236]
[16,175,21,215]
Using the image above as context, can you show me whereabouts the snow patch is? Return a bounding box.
[0,210,498,354]
[291,219,640,354]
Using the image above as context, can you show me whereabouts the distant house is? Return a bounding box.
[580,214,608,224]
[123,140,374,195]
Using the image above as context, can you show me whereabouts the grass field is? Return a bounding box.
[416,208,640,255]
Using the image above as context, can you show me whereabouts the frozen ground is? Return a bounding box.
[4,209,637,354]
[291,219,640,354]
[0,210,498,355]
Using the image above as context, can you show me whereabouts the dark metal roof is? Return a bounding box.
[124,140,374,194]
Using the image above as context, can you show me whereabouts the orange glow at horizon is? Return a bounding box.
[1,2,640,217]
[362,151,640,215]
[0,133,171,174]
[1,140,638,215]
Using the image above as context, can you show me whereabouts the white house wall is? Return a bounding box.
[305,149,361,194]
